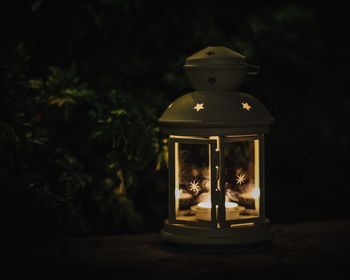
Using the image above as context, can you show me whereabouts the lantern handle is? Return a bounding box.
[240,62,260,75]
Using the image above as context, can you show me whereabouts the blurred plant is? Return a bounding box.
[1,0,347,237]
[0,43,164,242]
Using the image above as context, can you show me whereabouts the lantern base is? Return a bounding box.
[161,219,271,246]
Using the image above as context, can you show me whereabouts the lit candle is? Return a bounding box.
[193,201,240,221]
[197,201,238,209]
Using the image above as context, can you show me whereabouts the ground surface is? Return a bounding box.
[7,219,350,279]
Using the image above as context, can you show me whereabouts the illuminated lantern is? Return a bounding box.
[159,46,274,245]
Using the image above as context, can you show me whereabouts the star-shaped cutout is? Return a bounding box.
[208,77,216,85]
[189,180,200,194]
[193,103,204,112]
[206,51,215,56]
[242,102,252,111]
[235,173,246,185]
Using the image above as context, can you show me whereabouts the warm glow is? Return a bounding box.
[198,201,238,209]
[241,102,252,111]
[251,187,260,199]
[175,188,180,199]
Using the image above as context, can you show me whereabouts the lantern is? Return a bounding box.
[159,46,274,245]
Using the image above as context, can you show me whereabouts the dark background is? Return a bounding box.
[1,0,349,245]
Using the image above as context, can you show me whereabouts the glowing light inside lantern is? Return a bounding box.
[175,187,180,199]
[197,201,238,209]
[251,187,260,199]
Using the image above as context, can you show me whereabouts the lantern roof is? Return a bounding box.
[185,46,246,68]
[159,46,274,136]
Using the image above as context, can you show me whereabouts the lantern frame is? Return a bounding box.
[219,134,265,227]
[167,134,266,225]
[159,46,274,245]
[168,136,218,228]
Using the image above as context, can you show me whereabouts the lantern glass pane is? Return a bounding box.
[175,143,212,222]
[224,139,260,220]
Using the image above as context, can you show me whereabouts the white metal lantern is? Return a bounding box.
[159,46,274,245]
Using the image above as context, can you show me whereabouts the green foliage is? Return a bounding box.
[1,0,348,237]
[0,44,163,239]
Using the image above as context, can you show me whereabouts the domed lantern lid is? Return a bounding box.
[184,46,246,68]
[159,46,274,136]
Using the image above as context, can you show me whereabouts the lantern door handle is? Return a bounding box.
[215,165,220,191]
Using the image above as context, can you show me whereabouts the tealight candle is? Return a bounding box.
[197,201,238,209]
[193,201,240,221]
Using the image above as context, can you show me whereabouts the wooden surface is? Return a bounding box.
[7,219,350,279]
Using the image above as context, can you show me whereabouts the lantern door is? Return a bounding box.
[218,135,265,227]
[168,136,219,227]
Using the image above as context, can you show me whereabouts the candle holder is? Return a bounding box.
[191,202,244,221]
[159,46,274,245]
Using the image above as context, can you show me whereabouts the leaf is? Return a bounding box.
[28,79,43,90]
[116,170,125,195]
[91,130,103,139]
[48,96,76,107]
[110,109,127,117]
